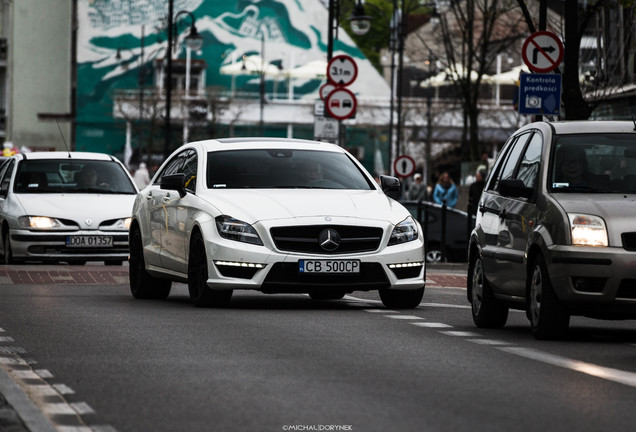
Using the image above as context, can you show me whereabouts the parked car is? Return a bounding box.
[0,152,137,264]
[129,138,425,308]
[468,121,636,339]
[402,200,474,262]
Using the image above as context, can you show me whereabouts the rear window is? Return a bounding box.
[14,159,137,194]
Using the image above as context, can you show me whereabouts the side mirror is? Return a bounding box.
[161,173,187,198]
[498,178,533,199]
[380,175,401,199]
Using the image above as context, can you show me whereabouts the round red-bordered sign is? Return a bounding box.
[327,54,358,87]
[325,88,357,120]
[521,31,564,73]
[319,82,337,101]
[393,155,416,178]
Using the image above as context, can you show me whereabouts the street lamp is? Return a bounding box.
[165,4,202,157]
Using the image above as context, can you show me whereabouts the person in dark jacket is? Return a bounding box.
[468,169,487,216]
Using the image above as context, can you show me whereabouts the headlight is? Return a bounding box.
[388,216,419,245]
[215,215,263,245]
[18,216,61,229]
[117,218,132,230]
[568,213,608,247]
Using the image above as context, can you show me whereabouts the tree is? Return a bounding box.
[424,0,527,161]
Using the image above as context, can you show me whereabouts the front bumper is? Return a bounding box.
[9,228,129,262]
[547,245,636,315]
[203,236,426,294]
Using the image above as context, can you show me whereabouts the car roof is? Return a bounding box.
[522,120,636,135]
[14,152,117,161]
[188,137,344,153]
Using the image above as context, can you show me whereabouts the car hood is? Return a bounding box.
[15,194,135,226]
[199,189,410,224]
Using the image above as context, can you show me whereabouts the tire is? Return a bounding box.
[2,230,16,265]
[187,231,232,308]
[425,242,442,263]
[129,226,171,299]
[528,255,570,340]
[379,287,424,309]
[309,290,346,301]
[470,256,508,328]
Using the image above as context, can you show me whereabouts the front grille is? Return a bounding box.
[270,225,383,254]
[622,233,636,251]
[617,279,636,299]
[261,262,389,293]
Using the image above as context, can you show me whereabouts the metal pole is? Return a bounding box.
[259,33,265,136]
[164,0,174,158]
[327,0,335,61]
[183,44,191,145]
[388,0,397,175]
[396,0,405,158]
[139,25,145,162]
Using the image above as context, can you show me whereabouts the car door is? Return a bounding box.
[144,155,185,268]
[478,133,531,291]
[160,149,199,274]
[496,132,542,297]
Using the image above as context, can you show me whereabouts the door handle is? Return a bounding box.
[146,192,153,200]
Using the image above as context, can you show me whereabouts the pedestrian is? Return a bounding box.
[133,162,151,189]
[468,168,487,216]
[407,173,427,201]
[432,171,458,208]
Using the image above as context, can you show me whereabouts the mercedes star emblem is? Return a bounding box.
[318,228,341,252]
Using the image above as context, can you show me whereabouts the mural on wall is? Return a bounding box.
[76,0,390,157]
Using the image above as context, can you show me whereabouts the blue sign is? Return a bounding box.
[518,73,562,115]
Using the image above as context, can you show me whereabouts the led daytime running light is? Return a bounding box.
[388,262,423,269]
[214,260,265,269]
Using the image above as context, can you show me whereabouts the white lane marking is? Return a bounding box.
[52,384,75,395]
[383,315,423,320]
[363,308,395,313]
[0,336,15,342]
[36,369,54,379]
[70,402,96,415]
[422,302,471,309]
[411,322,453,328]
[468,339,510,346]
[440,331,481,337]
[499,346,636,388]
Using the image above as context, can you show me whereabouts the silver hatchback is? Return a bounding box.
[468,121,636,339]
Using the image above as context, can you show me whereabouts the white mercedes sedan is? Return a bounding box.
[0,152,138,264]
[129,138,425,308]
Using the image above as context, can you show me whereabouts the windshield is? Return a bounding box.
[549,134,636,193]
[14,159,137,194]
[207,149,375,190]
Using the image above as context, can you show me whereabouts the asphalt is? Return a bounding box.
[0,262,468,432]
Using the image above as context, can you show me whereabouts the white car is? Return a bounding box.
[129,138,425,308]
[0,151,137,264]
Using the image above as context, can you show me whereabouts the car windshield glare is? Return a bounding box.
[550,134,636,193]
[206,149,374,190]
[14,159,137,194]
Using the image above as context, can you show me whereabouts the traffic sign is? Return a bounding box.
[518,73,561,115]
[521,31,564,73]
[325,88,357,120]
[319,83,336,101]
[314,116,339,140]
[393,155,416,178]
[327,54,358,86]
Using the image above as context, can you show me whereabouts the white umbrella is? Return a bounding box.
[482,65,528,85]
[220,55,282,77]
[285,59,327,80]
[420,65,481,88]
